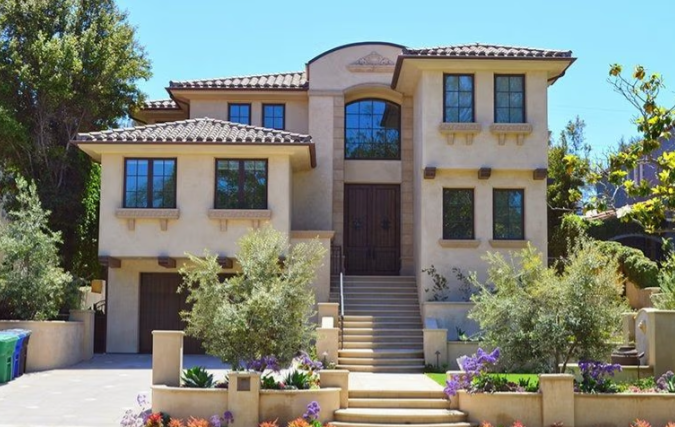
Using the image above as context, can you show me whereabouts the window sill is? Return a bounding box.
[438,122,482,145]
[438,239,481,248]
[489,123,533,145]
[207,209,272,231]
[489,239,529,249]
[115,208,180,231]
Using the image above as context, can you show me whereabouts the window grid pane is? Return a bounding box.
[215,160,267,209]
[493,189,524,240]
[495,75,525,124]
[444,75,474,123]
[124,159,176,209]
[229,104,251,125]
[345,99,401,159]
[263,105,285,130]
[443,189,474,240]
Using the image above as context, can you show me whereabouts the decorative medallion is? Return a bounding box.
[347,51,396,73]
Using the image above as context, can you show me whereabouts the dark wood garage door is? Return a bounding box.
[139,273,204,354]
[344,184,400,275]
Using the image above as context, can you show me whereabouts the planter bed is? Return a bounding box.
[260,388,341,425]
[151,386,228,420]
[457,390,542,427]
[575,393,675,427]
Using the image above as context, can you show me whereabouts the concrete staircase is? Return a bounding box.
[330,276,424,373]
[331,389,469,427]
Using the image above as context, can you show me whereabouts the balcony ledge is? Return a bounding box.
[207,209,272,231]
[115,208,180,231]
[438,122,482,145]
[489,123,533,145]
[438,239,482,248]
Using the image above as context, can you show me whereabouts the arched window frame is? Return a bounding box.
[344,98,401,160]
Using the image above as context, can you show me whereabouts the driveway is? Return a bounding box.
[0,354,229,427]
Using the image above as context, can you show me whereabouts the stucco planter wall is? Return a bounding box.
[152,386,229,420]
[457,391,542,427]
[0,315,93,372]
[446,341,481,370]
[626,280,659,309]
[421,302,479,340]
[260,388,341,425]
[575,393,675,427]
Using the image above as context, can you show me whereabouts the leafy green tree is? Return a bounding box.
[0,0,151,276]
[547,117,591,259]
[590,65,675,233]
[469,241,627,373]
[0,177,72,320]
[179,227,327,367]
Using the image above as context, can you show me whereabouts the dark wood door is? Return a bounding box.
[139,273,204,354]
[344,184,400,275]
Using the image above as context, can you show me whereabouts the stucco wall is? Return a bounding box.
[99,152,292,258]
[0,320,85,371]
[575,394,675,427]
[458,391,543,427]
[421,302,480,340]
[190,99,309,135]
[152,386,229,421]
[259,389,340,425]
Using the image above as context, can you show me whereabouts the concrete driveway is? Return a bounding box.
[0,354,229,427]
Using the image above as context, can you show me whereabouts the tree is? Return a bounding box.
[0,176,72,320]
[591,65,675,233]
[547,117,591,259]
[469,241,627,373]
[0,0,151,276]
[179,227,327,367]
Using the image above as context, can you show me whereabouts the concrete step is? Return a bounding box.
[345,309,420,315]
[336,364,425,373]
[334,408,466,424]
[342,342,423,350]
[342,328,423,336]
[339,349,424,357]
[332,295,420,302]
[338,275,417,281]
[349,390,448,399]
[338,357,426,366]
[342,315,421,320]
[349,398,450,409]
[330,422,470,427]
[341,333,423,341]
[343,321,422,329]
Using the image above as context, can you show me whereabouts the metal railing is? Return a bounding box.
[339,271,345,349]
[330,245,343,276]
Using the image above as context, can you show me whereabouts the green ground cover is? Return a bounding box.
[426,372,539,387]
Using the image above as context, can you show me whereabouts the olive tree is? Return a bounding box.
[469,241,627,373]
[179,226,327,367]
[0,176,72,320]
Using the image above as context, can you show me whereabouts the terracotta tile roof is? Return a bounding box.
[75,117,313,144]
[169,71,308,90]
[403,43,573,58]
[143,99,180,110]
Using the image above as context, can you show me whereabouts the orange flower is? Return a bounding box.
[168,419,185,427]
[260,420,279,427]
[287,418,310,427]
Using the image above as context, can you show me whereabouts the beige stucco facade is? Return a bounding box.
[77,41,574,353]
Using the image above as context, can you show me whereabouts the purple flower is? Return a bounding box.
[136,393,148,408]
[656,371,675,392]
[210,415,222,427]
[445,348,500,398]
[223,410,235,424]
[303,401,321,421]
[297,352,323,371]
[246,355,280,372]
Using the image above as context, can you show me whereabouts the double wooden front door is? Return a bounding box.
[344,184,400,275]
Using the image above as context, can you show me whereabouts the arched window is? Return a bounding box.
[345,99,401,160]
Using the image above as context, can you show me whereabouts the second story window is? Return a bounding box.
[495,75,525,123]
[228,103,251,125]
[345,99,401,160]
[263,104,285,130]
[444,74,474,123]
[215,159,267,209]
[493,189,525,240]
[124,158,176,209]
[443,189,474,239]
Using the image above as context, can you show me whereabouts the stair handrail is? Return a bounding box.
[339,271,345,350]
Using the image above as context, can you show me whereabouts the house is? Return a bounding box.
[75,42,575,365]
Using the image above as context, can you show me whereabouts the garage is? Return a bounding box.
[138,273,204,354]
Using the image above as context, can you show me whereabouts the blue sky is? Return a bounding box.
[117,0,675,156]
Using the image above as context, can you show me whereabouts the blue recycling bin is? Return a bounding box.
[1,329,31,379]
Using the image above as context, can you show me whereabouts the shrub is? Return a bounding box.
[179,226,326,367]
[652,252,675,309]
[469,241,627,373]
[577,360,622,393]
[596,241,659,289]
[0,176,72,320]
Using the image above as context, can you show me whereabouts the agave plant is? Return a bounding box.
[181,366,214,388]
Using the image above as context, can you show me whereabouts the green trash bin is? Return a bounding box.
[0,334,18,383]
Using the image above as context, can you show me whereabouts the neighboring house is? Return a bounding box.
[75,42,575,356]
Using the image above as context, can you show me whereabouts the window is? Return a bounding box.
[443,189,474,239]
[228,103,251,125]
[262,104,285,130]
[215,160,267,209]
[124,159,176,208]
[495,75,525,123]
[493,189,525,240]
[345,99,401,160]
[444,74,474,122]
